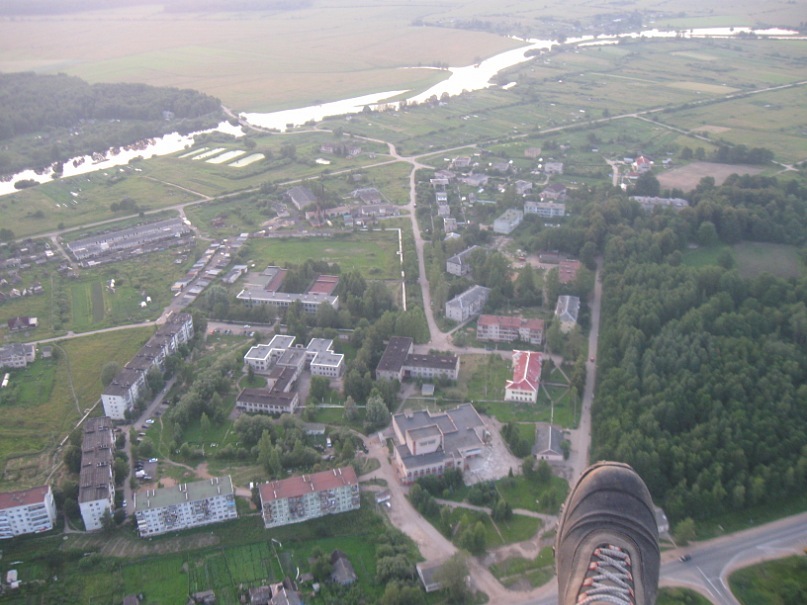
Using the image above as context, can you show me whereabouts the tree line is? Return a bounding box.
[0,72,222,176]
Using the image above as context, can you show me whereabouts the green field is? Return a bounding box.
[0,327,152,487]
[682,242,803,279]
[245,231,401,279]
[729,555,807,605]
[0,168,200,238]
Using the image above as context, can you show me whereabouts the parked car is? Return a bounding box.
[679,554,692,562]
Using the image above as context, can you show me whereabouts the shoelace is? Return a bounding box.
[577,545,635,604]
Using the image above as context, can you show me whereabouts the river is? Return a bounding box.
[0,26,800,197]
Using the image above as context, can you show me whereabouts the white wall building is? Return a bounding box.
[78,416,115,531]
[101,313,194,419]
[134,477,237,538]
[445,285,490,323]
[259,467,359,529]
[493,209,523,234]
[0,485,57,539]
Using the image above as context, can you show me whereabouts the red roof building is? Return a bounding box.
[258,466,360,528]
[505,350,543,403]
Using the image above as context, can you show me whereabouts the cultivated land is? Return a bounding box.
[0,3,805,604]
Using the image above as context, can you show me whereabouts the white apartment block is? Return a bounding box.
[446,245,479,277]
[477,315,544,345]
[445,285,490,323]
[259,467,359,529]
[244,335,297,374]
[79,417,115,531]
[134,477,237,538]
[101,312,194,419]
[524,200,566,218]
[0,485,57,539]
[493,209,523,234]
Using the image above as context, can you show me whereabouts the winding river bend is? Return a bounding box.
[0,26,800,196]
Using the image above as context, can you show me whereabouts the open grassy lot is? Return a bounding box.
[0,327,152,487]
[0,167,199,238]
[732,242,804,279]
[245,231,401,279]
[682,242,803,279]
[490,547,555,590]
[729,555,807,605]
[495,474,569,515]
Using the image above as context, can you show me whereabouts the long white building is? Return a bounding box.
[102,312,194,420]
[78,416,116,531]
[0,485,57,539]
[259,467,359,529]
[134,477,237,537]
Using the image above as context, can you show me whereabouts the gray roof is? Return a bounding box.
[135,477,234,511]
[532,423,564,457]
[376,336,413,375]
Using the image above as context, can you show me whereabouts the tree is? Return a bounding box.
[100,509,116,534]
[343,396,359,422]
[100,361,121,387]
[697,221,719,246]
[674,517,696,545]
[365,393,391,430]
[380,581,426,605]
[146,365,164,394]
[200,411,211,435]
[435,552,471,604]
[309,376,331,403]
[634,172,660,196]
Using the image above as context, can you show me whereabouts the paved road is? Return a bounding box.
[566,257,602,483]
[522,511,807,605]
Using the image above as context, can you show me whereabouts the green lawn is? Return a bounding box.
[490,546,555,589]
[495,474,569,515]
[244,231,401,279]
[657,587,713,605]
[730,556,807,605]
[0,327,152,488]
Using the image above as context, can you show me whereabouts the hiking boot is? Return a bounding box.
[556,461,659,605]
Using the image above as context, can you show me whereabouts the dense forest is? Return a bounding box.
[566,176,807,524]
[0,72,222,176]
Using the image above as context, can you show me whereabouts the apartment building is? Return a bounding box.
[101,313,194,419]
[78,416,115,531]
[476,315,544,346]
[0,485,57,539]
[259,467,359,529]
[134,477,237,538]
[445,285,490,323]
[446,245,479,277]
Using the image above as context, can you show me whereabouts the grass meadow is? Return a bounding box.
[0,167,199,238]
[729,556,807,605]
[0,327,152,487]
[683,242,803,279]
[244,231,401,279]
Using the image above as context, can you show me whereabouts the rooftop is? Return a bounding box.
[259,466,358,503]
[0,485,50,510]
[135,476,234,510]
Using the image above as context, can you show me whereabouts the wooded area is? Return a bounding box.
[582,176,807,523]
[0,72,222,176]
